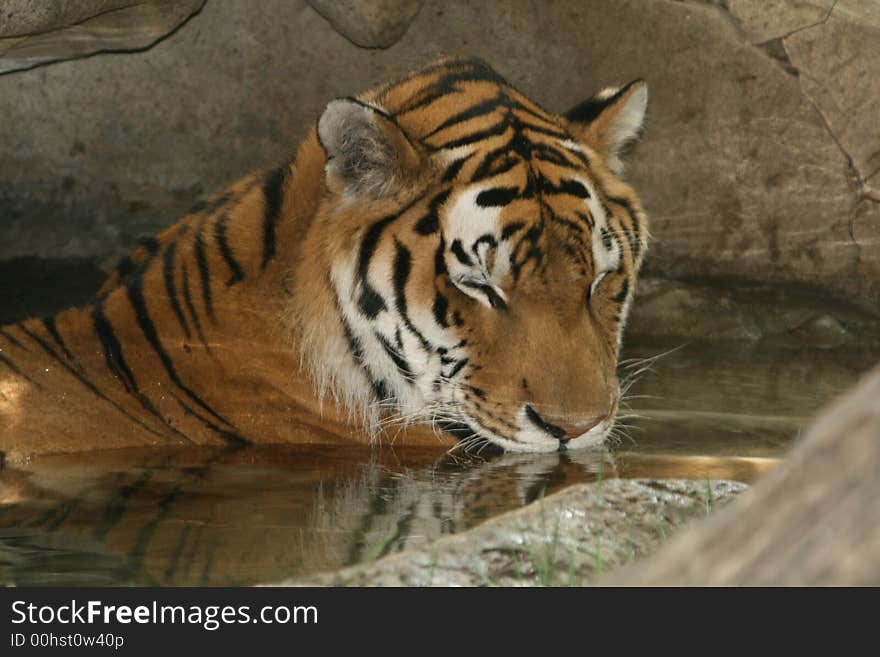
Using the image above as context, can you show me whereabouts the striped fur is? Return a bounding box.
[0,58,648,463]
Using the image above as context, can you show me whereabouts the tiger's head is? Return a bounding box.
[294,58,648,453]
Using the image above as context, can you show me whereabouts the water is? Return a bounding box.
[0,337,876,586]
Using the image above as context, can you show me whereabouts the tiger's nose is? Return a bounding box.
[524,405,607,443]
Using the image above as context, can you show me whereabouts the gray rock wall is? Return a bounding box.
[0,0,878,304]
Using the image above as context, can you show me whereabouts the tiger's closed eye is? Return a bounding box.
[586,270,611,303]
[455,276,508,310]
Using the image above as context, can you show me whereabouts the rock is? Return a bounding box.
[0,0,205,74]
[0,1,137,38]
[273,479,746,586]
[726,0,832,43]
[627,276,880,344]
[307,0,423,48]
[629,278,763,341]
[0,0,878,304]
[607,362,880,585]
[727,0,880,198]
[789,314,851,349]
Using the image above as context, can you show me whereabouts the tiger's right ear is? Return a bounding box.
[317,98,421,199]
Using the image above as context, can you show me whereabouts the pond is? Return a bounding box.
[1,334,874,586]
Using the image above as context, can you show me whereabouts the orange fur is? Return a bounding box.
[0,58,649,463]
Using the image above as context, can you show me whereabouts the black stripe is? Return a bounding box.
[0,326,26,350]
[612,279,630,304]
[18,316,168,439]
[0,351,38,386]
[446,357,469,380]
[91,304,138,394]
[392,241,414,317]
[90,304,178,436]
[476,187,519,207]
[530,143,579,167]
[414,188,451,235]
[193,220,215,324]
[472,234,498,253]
[107,237,160,290]
[442,154,472,182]
[163,240,192,340]
[434,120,510,151]
[501,221,526,240]
[125,269,237,434]
[40,316,75,363]
[558,179,591,198]
[608,195,642,258]
[432,292,450,328]
[519,121,569,140]
[397,61,507,116]
[261,167,288,270]
[460,279,507,310]
[414,213,438,236]
[600,226,614,251]
[392,241,433,353]
[215,209,245,286]
[450,239,474,266]
[172,395,249,446]
[424,95,504,138]
[472,145,521,181]
[376,332,414,383]
[435,238,448,276]
[338,306,389,401]
[574,210,595,230]
[356,215,396,318]
[564,80,643,125]
[181,262,210,352]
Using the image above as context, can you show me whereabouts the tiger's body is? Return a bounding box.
[0,58,648,464]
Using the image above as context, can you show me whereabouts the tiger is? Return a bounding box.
[0,57,648,465]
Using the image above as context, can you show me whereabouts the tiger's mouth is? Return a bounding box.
[442,406,613,454]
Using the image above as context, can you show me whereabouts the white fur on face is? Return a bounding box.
[442,186,510,308]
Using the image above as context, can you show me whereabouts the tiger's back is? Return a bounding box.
[0,164,385,459]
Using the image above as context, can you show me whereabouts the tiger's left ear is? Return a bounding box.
[317,98,422,199]
[564,80,647,174]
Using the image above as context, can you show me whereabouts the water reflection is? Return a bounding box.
[0,445,773,586]
[0,337,876,585]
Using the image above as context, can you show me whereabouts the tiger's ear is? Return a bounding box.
[317,98,421,198]
[564,80,647,174]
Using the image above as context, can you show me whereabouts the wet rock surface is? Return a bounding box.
[628,276,880,347]
[275,479,745,586]
[0,0,878,303]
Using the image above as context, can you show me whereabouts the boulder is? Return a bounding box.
[275,479,746,587]
[306,0,423,48]
[0,0,205,74]
[606,362,880,585]
[0,0,878,304]
[0,1,137,38]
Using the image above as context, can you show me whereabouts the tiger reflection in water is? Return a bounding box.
[0,446,768,585]
[0,447,612,585]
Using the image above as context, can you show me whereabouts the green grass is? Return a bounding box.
[350,528,399,584]
[704,478,717,514]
